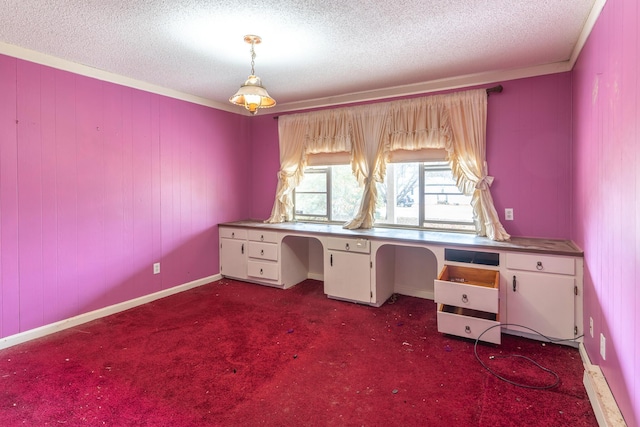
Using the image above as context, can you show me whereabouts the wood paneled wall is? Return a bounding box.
[0,55,250,338]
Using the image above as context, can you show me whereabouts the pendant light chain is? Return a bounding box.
[250,41,256,76]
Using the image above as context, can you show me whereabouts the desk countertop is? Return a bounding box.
[220,220,583,257]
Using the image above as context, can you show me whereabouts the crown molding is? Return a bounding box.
[568,0,607,68]
[269,61,572,114]
[0,41,237,113]
[1,0,606,117]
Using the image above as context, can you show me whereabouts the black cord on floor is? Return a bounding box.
[473,324,584,390]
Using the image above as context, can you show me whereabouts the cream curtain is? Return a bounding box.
[265,114,308,223]
[444,90,510,240]
[389,95,452,151]
[266,88,510,241]
[266,109,352,223]
[344,103,391,229]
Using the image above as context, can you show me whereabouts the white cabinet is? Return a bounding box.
[434,265,501,344]
[324,237,371,303]
[504,253,578,340]
[218,222,584,347]
[219,227,247,280]
[220,226,313,289]
[247,230,280,284]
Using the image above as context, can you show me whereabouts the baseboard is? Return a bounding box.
[0,274,221,350]
[580,344,627,427]
[307,272,324,281]
[394,285,434,301]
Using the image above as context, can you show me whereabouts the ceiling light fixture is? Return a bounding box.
[229,35,276,115]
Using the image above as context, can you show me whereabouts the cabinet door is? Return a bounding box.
[325,250,371,303]
[506,271,575,339]
[220,238,247,280]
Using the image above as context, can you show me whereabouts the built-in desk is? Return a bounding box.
[219,220,583,346]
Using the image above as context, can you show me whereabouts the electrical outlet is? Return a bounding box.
[589,317,594,338]
[600,333,606,360]
[153,262,160,275]
[505,208,514,221]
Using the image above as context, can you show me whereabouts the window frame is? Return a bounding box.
[420,161,475,231]
[293,159,475,233]
[293,166,331,221]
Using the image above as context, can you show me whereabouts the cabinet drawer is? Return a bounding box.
[435,279,499,313]
[247,242,278,261]
[248,230,279,243]
[219,227,247,240]
[247,260,279,281]
[437,304,501,344]
[326,237,370,254]
[435,265,499,313]
[506,253,575,275]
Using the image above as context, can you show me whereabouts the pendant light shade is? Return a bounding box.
[229,35,276,115]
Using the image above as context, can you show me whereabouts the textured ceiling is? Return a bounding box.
[0,1,599,114]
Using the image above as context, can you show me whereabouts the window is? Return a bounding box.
[293,165,362,222]
[294,161,474,231]
[422,161,474,231]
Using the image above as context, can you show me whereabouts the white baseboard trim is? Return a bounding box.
[394,285,434,301]
[0,274,221,350]
[307,272,324,281]
[580,344,627,427]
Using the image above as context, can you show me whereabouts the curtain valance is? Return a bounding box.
[303,108,353,154]
[388,95,452,152]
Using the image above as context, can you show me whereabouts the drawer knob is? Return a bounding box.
[536,261,543,270]
[461,294,468,303]
[261,249,264,256]
[231,232,235,238]
[260,268,264,275]
[465,326,471,334]
[261,235,264,241]
[345,243,350,250]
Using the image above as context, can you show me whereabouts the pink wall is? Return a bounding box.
[487,74,573,239]
[248,114,281,219]
[0,54,251,339]
[572,0,639,424]
[249,74,574,240]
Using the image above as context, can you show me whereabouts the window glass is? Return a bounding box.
[295,194,327,217]
[294,167,328,219]
[296,169,326,192]
[330,165,362,221]
[375,163,420,226]
[294,160,474,231]
[423,162,474,231]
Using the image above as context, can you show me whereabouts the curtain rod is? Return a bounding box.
[486,84,503,95]
[273,84,504,119]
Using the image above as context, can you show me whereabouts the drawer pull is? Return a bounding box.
[536,261,543,270]
[260,235,264,241]
[260,249,264,256]
[465,326,471,334]
[241,243,244,255]
[512,275,516,292]
[330,254,333,266]
[232,232,235,238]
[260,268,263,275]
[345,243,350,250]
[461,294,468,303]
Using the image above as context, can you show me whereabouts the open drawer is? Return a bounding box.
[437,304,501,344]
[434,265,499,313]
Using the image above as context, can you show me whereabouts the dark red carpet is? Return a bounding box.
[0,279,597,426]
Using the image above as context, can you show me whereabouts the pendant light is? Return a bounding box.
[229,35,276,115]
